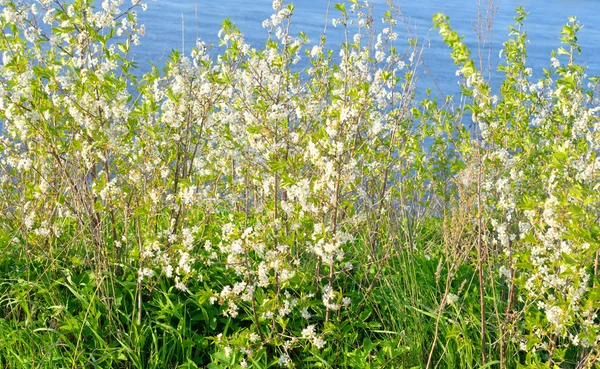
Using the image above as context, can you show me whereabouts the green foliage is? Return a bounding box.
[1,0,599,368]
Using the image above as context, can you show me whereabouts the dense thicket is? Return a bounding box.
[0,1,598,368]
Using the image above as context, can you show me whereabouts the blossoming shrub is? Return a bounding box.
[0,0,598,368]
[0,0,448,366]
[434,7,600,368]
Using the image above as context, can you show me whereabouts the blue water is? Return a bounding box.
[134,0,600,98]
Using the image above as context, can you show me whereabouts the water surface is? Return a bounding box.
[135,0,600,97]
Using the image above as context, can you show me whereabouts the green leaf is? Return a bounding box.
[334,3,346,13]
[556,47,570,56]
